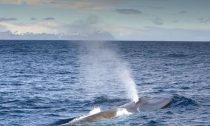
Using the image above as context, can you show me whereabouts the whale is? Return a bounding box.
[60,96,172,126]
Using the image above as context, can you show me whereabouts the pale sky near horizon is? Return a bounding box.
[0,0,210,41]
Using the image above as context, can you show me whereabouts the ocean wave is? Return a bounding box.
[171,95,199,109]
[142,120,160,126]
[165,53,189,58]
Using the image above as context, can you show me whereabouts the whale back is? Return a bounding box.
[61,96,172,125]
[138,96,172,111]
[121,96,172,112]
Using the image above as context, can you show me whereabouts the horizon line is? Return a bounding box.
[0,39,210,43]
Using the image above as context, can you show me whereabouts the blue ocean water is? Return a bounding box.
[0,40,210,126]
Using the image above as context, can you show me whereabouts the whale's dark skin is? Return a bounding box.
[61,96,172,126]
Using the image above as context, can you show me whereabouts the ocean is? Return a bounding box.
[0,40,210,126]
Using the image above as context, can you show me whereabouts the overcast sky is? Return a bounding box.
[0,0,210,41]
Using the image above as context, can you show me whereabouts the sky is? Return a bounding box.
[0,0,210,41]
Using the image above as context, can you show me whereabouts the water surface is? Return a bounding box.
[0,41,210,126]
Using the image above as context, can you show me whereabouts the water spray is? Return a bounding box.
[79,41,139,102]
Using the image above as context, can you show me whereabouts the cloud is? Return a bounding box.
[1,19,210,41]
[30,17,37,20]
[139,26,210,41]
[0,17,17,22]
[115,9,141,15]
[43,17,55,20]
[199,17,210,24]
[0,0,112,10]
[152,17,164,25]
[0,21,61,35]
[0,0,53,6]
[0,0,125,10]
[62,0,111,10]
[103,25,143,38]
[0,15,114,40]
[66,15,114,40]
[0,31,63,40]
[178,10,187,14]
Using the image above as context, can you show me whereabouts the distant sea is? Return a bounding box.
[0,40,210,126]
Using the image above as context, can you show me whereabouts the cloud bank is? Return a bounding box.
[0,17,17,22]
[43,17,55,21]
[0,21,60,35]
[115,9,141,15]
[0,0,210,41]
[0,15,114,40]
[152,17,164,25]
